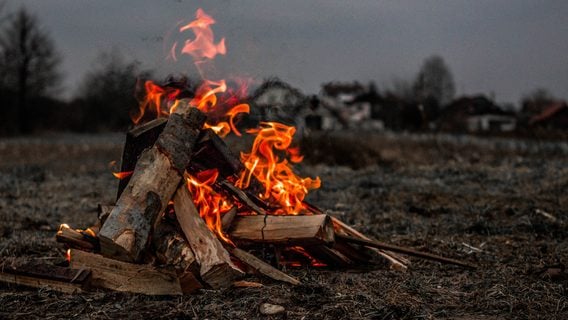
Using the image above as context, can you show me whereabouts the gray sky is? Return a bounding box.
[11,0,568,105]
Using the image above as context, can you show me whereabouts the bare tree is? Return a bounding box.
[0,7,61,134]
[75,49,152,131]
[413,55,455,106]
[520,88,556,116]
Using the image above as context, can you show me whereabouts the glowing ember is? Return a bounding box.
[236,122,321,215]
[185,169,233,243]
[66,249,71,262]
[112,171,133,180]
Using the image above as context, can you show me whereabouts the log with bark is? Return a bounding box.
[98,104,206,262]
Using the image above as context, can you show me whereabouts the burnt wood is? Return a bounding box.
[190,128,244,178]
[117,118,168,199]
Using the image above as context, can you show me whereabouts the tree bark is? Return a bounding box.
[98,104,205,262]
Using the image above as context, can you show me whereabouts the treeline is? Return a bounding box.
[0,7,149,135]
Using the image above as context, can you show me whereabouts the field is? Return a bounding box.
[0,132,566,319]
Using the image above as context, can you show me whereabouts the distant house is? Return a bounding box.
[438,95,516,133]
[248,78,306,126]
[320,81,383,130]
[528,101,568,130]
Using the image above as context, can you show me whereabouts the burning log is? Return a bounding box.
[173,186,244,289]
[56,224,97,251]
[70,249,183,295]
[190,128,244,178]
[229,214,335,246]
[99,104,206,262]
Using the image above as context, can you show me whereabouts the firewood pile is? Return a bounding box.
[46,101,413,295]
[0,9,475,296]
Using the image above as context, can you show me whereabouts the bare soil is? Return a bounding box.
[0,132,566,319]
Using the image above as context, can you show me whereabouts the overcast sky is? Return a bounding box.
[11,0,568,105]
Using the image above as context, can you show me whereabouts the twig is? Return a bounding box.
[336,234,478,269]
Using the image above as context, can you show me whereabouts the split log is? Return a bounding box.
[0,259,90,293]
[70,249,183,295]
[229,214,335,246]
[117,118,168,199]
[99,104,206,262]
[174,186,244,289]
[229,247,300,285]
[152,217,203,293]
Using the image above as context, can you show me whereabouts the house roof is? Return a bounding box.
[529,101,567,125]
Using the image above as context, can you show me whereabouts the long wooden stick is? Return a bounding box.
[336,234,477,269]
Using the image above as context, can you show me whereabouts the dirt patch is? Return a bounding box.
[0,132,566,319]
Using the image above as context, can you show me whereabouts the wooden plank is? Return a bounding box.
[70,249,183,295]
[99,105,206,262]
[229,214,335,246]
[174,186,244,289]
[0,259,90,293]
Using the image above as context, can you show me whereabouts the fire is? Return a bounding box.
[125,9,320,251]
[185,169,233,243]
[169,8,226,62]
[112,171,133,180]
[236,122,321,215]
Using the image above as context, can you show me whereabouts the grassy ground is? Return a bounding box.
[0,132,566,319]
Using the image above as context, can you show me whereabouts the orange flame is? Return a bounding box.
[185,169,233,243]
[112,171,133,180]
[132,81,181,124]
[170,8,226,62]
[236,122,321,215]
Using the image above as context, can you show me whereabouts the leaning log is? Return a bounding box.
[117,118,168,199]
[229,214,335,246]
[228,247,300,285]
[173,186,244,289]
[98,104,206,262]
